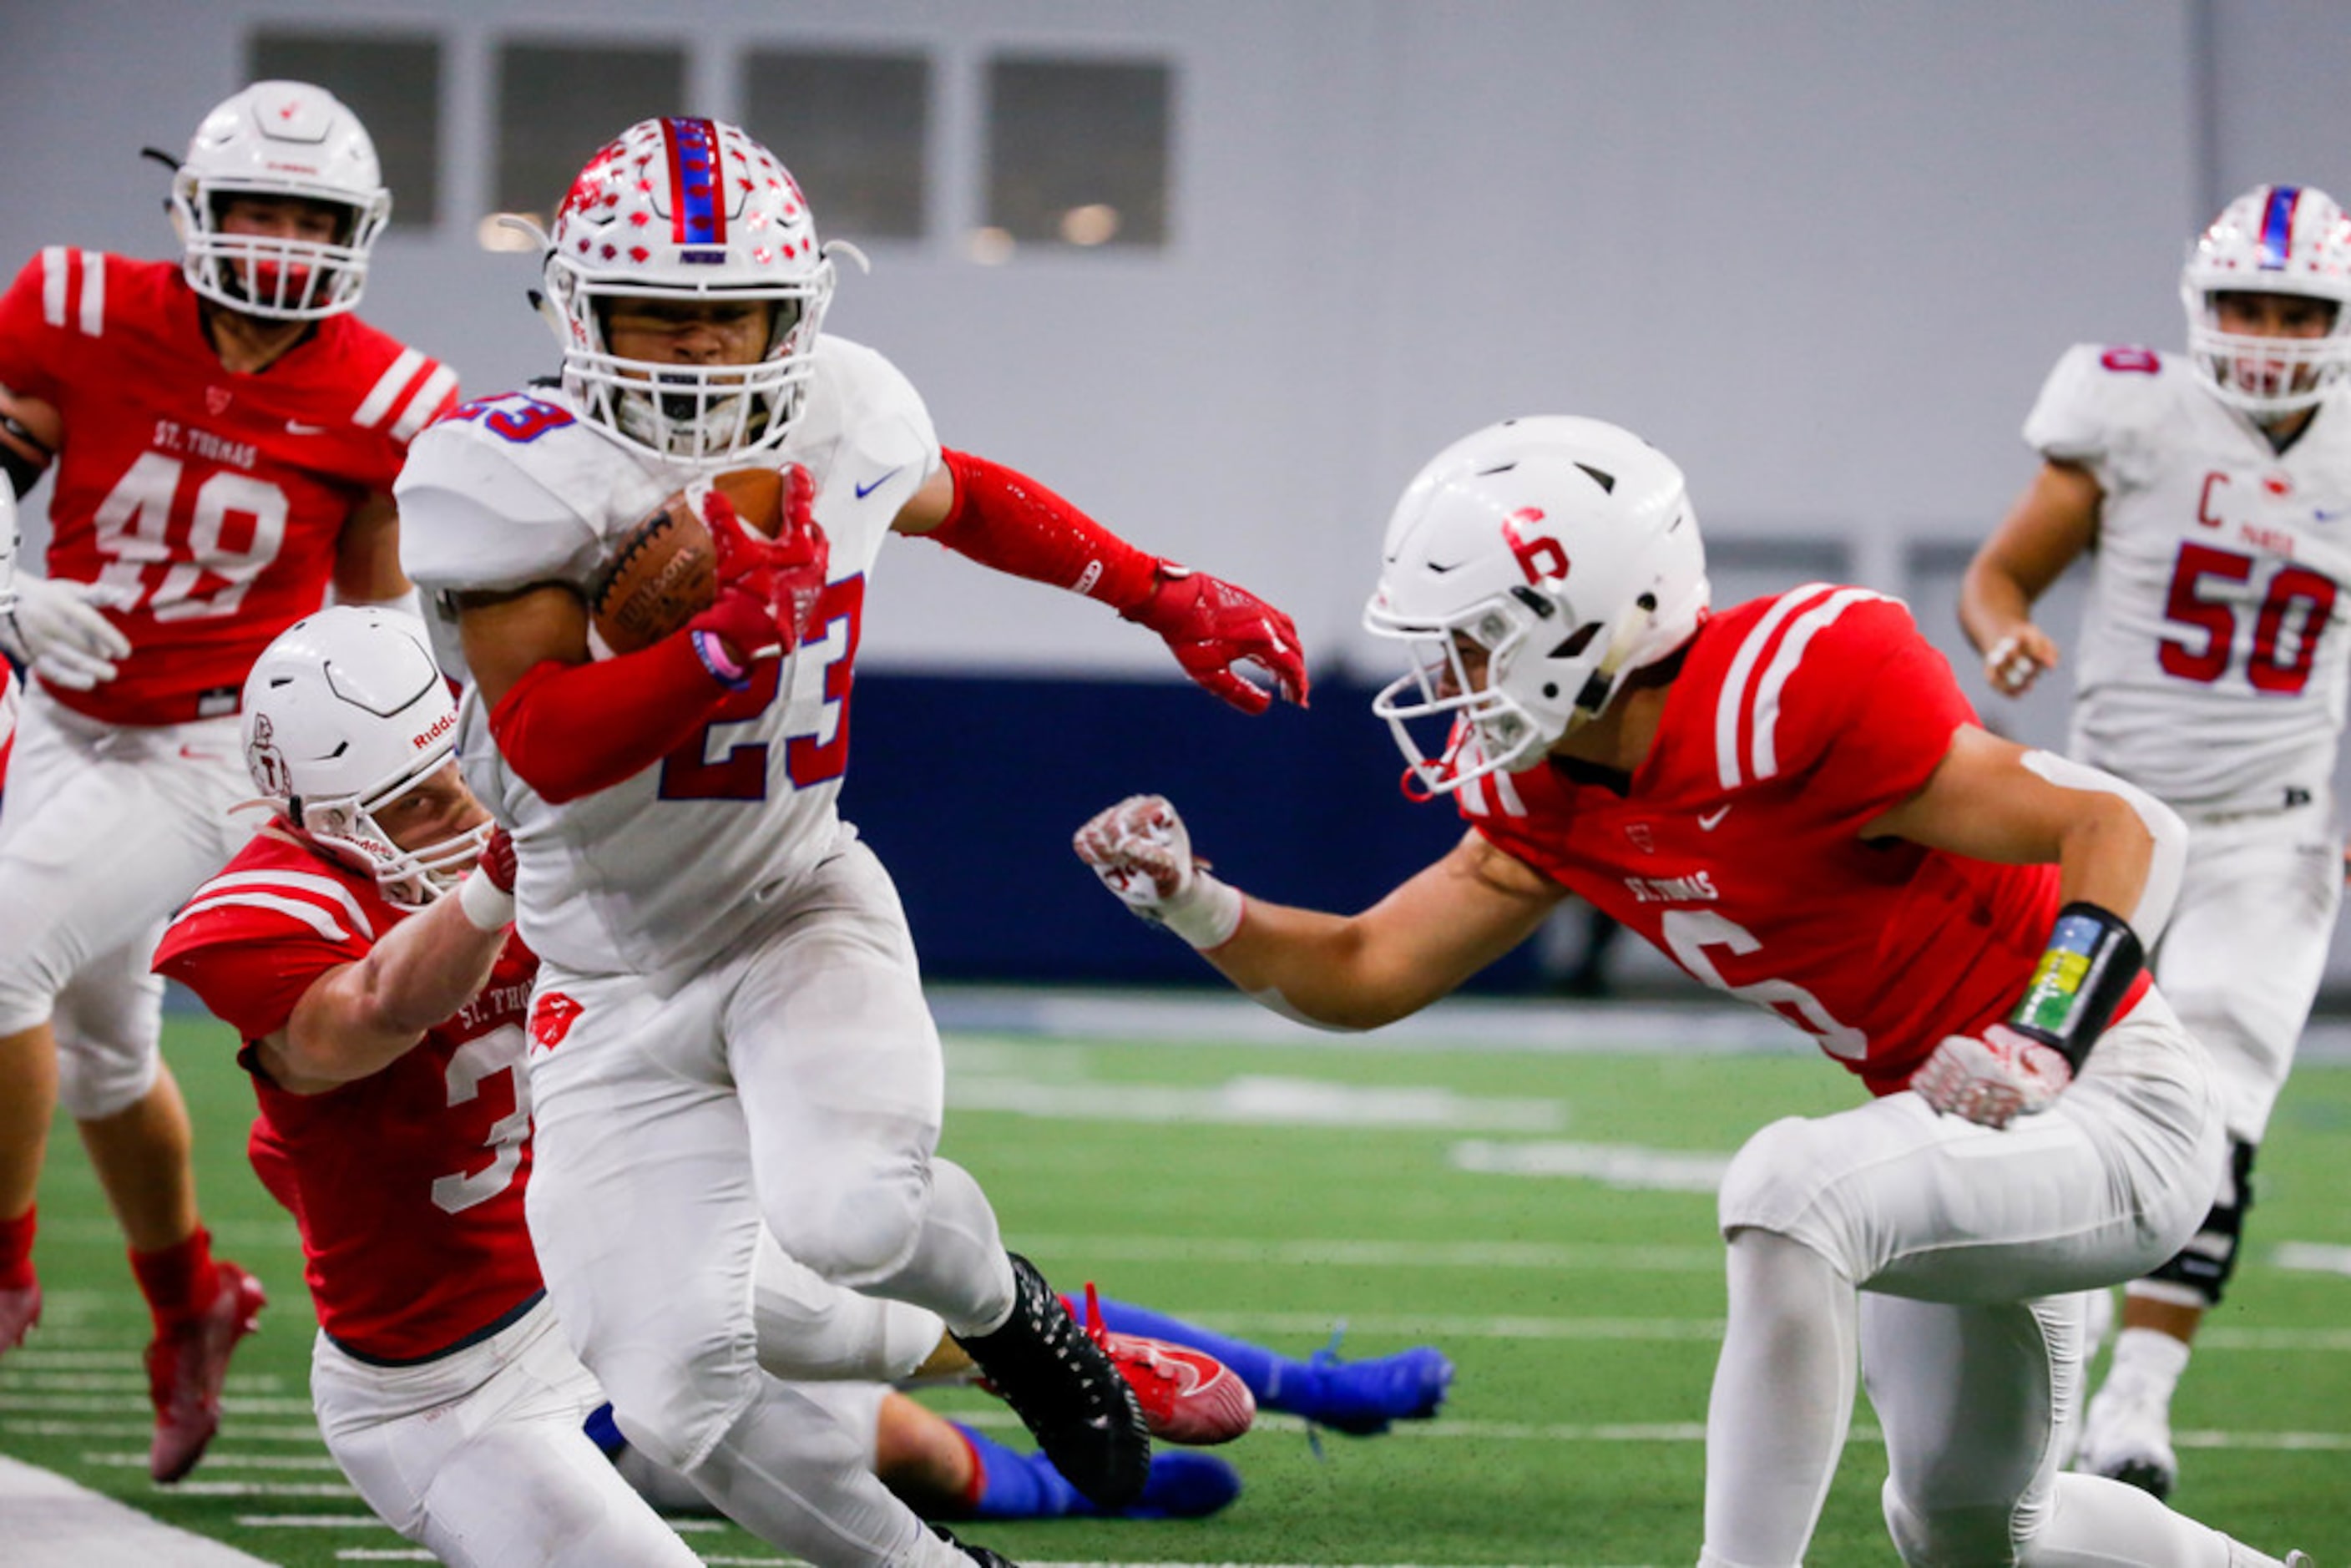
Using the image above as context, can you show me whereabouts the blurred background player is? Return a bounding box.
[1074,416,2313,1565]
[0,79,456,1481]
[156,609,1424,1560]
[396,114,1305,1565]
[1959,183,2351,1499]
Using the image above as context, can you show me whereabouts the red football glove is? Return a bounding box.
[458,824,519,932]
[1911,1024,2073,1130]
[700,464,831,652]
[1120,565,1309,716]
[479,825,517,893]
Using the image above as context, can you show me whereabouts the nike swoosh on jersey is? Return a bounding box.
[854,466,905,500]
[285,419,331,435]
[1698,805,1732,830]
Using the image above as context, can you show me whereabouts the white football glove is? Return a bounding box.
[2,574,134,690]
[1911,1023,2073,1130]
[1073,793,1245,950]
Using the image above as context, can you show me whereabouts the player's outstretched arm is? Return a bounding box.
[1074,795,1559,1029]
[262,830,518,1095]
[1959,459,2101,697]
[899,453,1308,714]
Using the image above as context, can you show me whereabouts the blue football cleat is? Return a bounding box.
[1277,1343,1454,1435]
[1123,1450,1242,1518]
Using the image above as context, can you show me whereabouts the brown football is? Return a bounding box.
[587,468,786,655]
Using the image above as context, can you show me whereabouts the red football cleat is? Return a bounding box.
[0,1280,39,1355]
[1084,1282,1255,1445]
[146,1260,266,1484]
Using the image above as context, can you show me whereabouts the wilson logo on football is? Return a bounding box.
[530,992,584,1052]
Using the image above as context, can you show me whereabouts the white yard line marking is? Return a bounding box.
[84,1450,340,1469]
[1011,1234,1725,1271]
[0,1455,279,1566]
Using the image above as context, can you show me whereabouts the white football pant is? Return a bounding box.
[523,832,1009,1568]
[2155,794,2339,1146]
[0,690,249,1115]
[312,1299,700,1568]
[1696,988,2293,1566]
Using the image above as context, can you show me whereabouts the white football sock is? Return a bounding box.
[1698,1229,1857,1567]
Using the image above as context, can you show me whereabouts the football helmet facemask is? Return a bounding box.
[240,607,488,907]
[171,80,391,321]
[2180,184,2351,418]
[541,117,838,467]
[1364,416,1710,795]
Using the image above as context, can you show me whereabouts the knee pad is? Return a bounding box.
[54,1028,161,1120]
[1882,1474,2015,1566]
[2142,1137,2255,1309]
[766,1152,933,1290]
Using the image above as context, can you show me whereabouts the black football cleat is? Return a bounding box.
[953,1253,1150,1508]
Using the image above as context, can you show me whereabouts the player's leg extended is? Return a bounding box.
[2083,806,2338,1497]
[1695,1226,1858,1567]
[523,962,973,1568]
[0,699,261,1475]
[314,1302,700,1568]
[1083,1293,1451,1434]
[725,835,1147,1506]
[724,840,1007,1318]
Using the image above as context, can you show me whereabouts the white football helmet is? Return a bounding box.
[1365,416,1710,794]
[240,607,487,907]
[2180,184,2351,418]
[170,80,391,321]
[541,117,837,466]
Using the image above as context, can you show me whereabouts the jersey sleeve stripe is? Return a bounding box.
[354,348,428,430]
[1714,584,1834,788]
[38,246,67,328]
[175,891,358,944]
[185,869,379,941]
[389,364,458,443]
[1745,588,1883,782]
[76,251,104,337]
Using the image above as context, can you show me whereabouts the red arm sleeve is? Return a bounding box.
[154,918,360,1045]
[924,449,1163,609]
[488,633,735,805]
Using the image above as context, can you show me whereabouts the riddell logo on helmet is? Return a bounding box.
[1503,508,1570,584]
[411,710,455,750]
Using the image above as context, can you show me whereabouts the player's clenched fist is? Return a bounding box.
[1911,1023,2073,1129]
[1074,794,1244,950]
[1982,624,2060,697]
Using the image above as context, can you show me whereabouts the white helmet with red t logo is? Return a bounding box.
[240,607,486,906]
[540,116,837,466]
[1363,416,1710,795]
[171,80,391,321]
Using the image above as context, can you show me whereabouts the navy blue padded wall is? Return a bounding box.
[839,670,1544,989]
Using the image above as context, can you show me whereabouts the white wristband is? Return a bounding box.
[1160,871,1245,950]
[457,869,516,933]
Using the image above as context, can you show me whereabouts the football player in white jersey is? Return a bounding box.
[395,117,1306,1568]
[1961,183,2351,1499]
